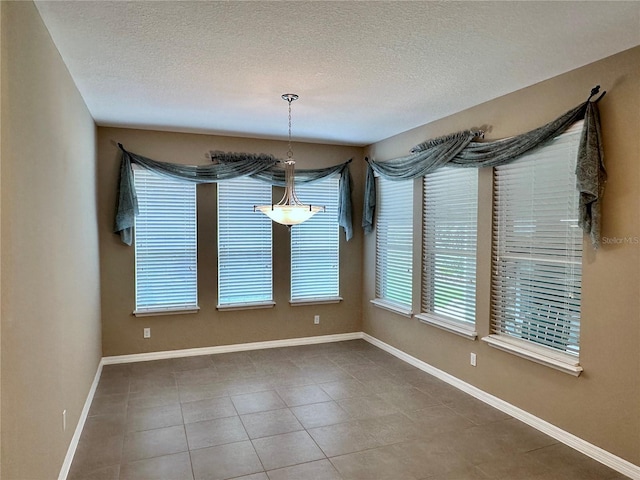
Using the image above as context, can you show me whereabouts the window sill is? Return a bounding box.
[133,306,200,317]
[416,313,477,340]
[482,334,583,377]
[217,301,275,311]
[290,297,343,306]
[370,299,413,318]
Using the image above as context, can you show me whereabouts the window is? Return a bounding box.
[291,175,340,304]
[417,167,478,338]
[373,177,414,315]
[487,122,583,375]
[217,176,273,309]
[133,168,198,315]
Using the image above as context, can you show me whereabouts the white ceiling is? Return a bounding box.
[34,1,640,146]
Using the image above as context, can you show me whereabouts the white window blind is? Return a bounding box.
[217,176,273,308]
[133,168,198,314]
[290,175,340,303]
[491,122,583,356]
[421,167,478,328]
[375,177,414,311]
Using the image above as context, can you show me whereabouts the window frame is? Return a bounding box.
[132,166,199,317]
[483,121,584,376]
[371,175,414,317]
[217,176,275,310]
[416,167,479,340]
[290,175,342,306]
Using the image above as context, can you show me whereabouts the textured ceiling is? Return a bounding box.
[34,1,640,146]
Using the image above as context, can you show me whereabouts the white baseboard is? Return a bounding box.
[59,332,361,479]
[61,331,639,480]
[58,362,103,480]
[102,332,363,365]
[362,333,640,480]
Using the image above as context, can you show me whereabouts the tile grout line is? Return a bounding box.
[66,338,634,480]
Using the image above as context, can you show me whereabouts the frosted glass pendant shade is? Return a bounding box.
[254,158,325,225]
[256,203,323,225]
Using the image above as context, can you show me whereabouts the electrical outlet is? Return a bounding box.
[144,327,151,339]
[314,315,320,325]
[470,352,477,367]
[62,410,67,431]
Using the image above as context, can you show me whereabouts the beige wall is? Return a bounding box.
[1,2,101,479]
[97,128,365,357]
[1,0,635,474]
[363,46,640,465]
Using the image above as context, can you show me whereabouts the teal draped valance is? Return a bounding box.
[363,87,607,249]
[114,147,353,245]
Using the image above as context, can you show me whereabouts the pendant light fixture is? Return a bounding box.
[254,93,324,225]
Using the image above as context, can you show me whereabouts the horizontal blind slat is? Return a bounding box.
[134,169,198,310]
[290,176,340,301]
[376,177,414,308]
[218,176,273,306]
[491,121,583,356]
[422,168,478,325]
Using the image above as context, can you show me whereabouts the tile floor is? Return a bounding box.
[68,340,628,480]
